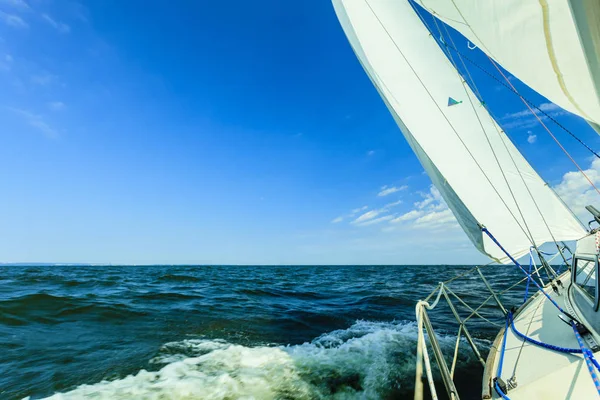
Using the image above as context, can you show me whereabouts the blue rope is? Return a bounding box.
[497,315,510,375]
[590,350,600,373]
[508,312,582,353]
[538,250,559,256]
[481,227,568,314]
[494,381,511,400]
[484,227,600,397]
[571,321,600,395]
[494,315,511,399]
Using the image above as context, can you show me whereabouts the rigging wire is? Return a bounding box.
[363,0,537,247]
[431,14,539,249]
[434,18,572,265]
[412,3,538,249]
[417,19,600,162]
[486,56,600,198]
[411,1,590,267]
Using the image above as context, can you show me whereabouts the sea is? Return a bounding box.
[0,264,529,400]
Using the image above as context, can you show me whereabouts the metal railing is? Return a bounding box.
[413,248,571,400]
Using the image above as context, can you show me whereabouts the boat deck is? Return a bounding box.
[488,272,598,399]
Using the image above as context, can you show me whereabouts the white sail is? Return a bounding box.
[332,0,586,263]
[417,0,600,128]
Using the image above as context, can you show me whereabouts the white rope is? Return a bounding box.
[416,283,445,315]
[414,283,444,400]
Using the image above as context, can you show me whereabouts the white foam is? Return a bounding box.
[39,320,473,400]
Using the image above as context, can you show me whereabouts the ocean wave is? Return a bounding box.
[38,320,481,399]
[157,274,203,283]
[0,293,146,324]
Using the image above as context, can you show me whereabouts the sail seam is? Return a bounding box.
[539,0,591,121]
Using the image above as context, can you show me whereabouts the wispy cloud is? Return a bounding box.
[42,13,70,33]
[0,10,28,28]
[367,150,375,156]
[30,72,58,86]
[354,210,380,223]
[48,101,66,111]
[414,186,445,210]
[10,108,59,139]
[390,209,422,223]
[500,102,567,130]
[0,53,13,71]
[527,131,537,144]
[331,205,368,224]
[350,206,368,215]
[377,184,407,197]
[388,186,458,231]
[0,0,30,10]
[355,215,394,226]
[349,200,403,226]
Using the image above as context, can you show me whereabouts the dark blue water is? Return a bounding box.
[0,265,526,399]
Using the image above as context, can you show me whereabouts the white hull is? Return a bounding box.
[484,271,599,399]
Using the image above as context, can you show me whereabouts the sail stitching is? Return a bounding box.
[364,0,535,246]
[539,0,591,121]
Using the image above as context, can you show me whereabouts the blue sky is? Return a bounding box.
[1,0,599,265]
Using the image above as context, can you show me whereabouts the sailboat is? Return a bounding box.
[332,0,600,399]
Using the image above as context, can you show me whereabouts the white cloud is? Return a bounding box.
[415,186,442,209]
[353,210,380,223]
[413,208,457,229]
[553,158,600,223]
[335,199,403,227]
[501,102,567,130]
[42,13,70,33]
[390,210,423,223]
[527,132,537,144]
[377,185,408,197]
[390,185,459,232]
[367,150,375,156]
[350,206,368,216]
[383,200,402,209]
[0,10,28,28]
[48,101,65,111]
[355,215,394,227]
[10,108,58,139]
[332,206,368,224]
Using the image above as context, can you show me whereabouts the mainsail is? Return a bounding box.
[332,0,587,263]
[416,0,600,128]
